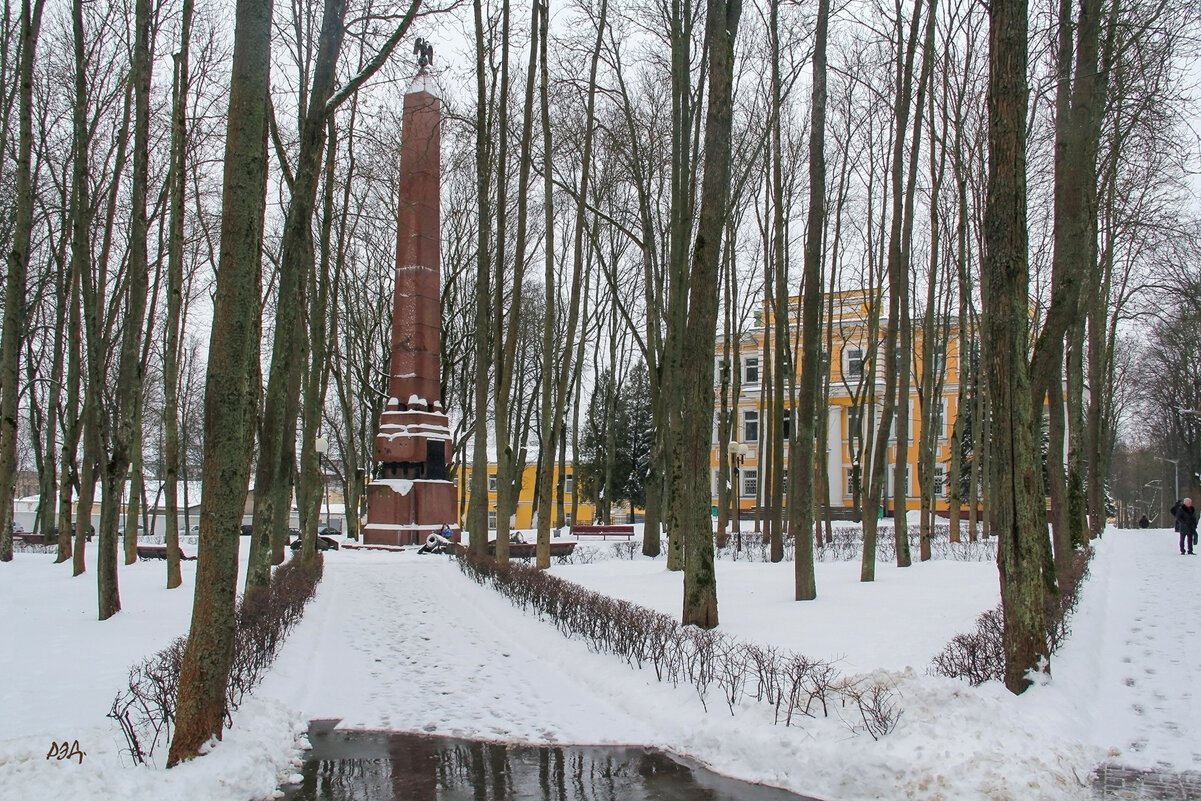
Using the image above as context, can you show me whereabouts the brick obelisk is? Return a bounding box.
[363,58,457,547]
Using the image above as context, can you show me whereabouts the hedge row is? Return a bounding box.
[108,553,325,765]
[455,552,902,739]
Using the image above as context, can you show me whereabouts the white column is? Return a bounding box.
[827,407,843,502]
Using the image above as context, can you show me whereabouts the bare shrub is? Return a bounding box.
[930,546,1092,685]
[929,606,1005,686]
[454,551,902,738]
[840,676,903,740]
[109,553,324,765]
[107,637,186,762]
[745,643,781,705]
[611,541,638,560]
[715,639,749,714]
[570,547,602,565]
[779,653,839,726]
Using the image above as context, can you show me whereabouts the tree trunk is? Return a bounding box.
[163,0,194,590]
[467,0,494,557]
[248,0,348,590]
[661,0,701,575]
[767,3,788,563]
[677,0,742,629]
[56,260,83,565]
[168,0,273,766]
[790,0,828,602]
[537,0,594,567]
[1031,0,1104,570]
[982,0,1049,694]
[0,0,45,563]
[863,0,925,580]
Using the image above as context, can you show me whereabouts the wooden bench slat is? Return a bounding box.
[568,525,635,540]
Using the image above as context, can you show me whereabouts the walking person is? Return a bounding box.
[1173,497,1197,555]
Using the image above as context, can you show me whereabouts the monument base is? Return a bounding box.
[363,478,458,546]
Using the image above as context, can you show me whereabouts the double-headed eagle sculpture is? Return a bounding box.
[414,37,434,70]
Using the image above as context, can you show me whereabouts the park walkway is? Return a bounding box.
[1093,763,1201,799]
[1080,528,1201,799]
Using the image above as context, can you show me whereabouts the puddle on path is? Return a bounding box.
[282,725,822,801]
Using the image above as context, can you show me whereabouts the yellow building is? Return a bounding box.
[713,289,962,519]
[459,464,606,530]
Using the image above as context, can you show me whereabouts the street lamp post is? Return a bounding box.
[1144,479,1161,527]
[1155,456,1179,504]
[728,441,750,553]
[1154,456,1178,528]
[314,436,330,530]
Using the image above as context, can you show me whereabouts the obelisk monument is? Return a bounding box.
[363,42,458,547]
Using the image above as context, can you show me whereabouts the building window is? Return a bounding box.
[743,357,759,384]
[930,346,945,379]
[844,347,864,380]
[782,408,791,439]
[847,404,861,438]
[743,410,759,442]
[565,474,574,494]
[741,469,758,497]
[934,465,947,497]
[488,473,498,492]
[487,511,497,529]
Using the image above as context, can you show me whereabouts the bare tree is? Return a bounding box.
[790,0,828,601]
[535,0,601,567]
[675,0,742,628]
[161,0,195,589]
[248,0,424,587]
[466,0,494,556]
[168,0,274,766]
[981,0,1049,695]
[0,0,46,563]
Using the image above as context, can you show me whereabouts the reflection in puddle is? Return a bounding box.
[283,727,821,801]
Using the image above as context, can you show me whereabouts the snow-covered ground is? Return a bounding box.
[0,526,1197,801]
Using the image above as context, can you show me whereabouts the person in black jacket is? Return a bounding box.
[1173,497,1197,555]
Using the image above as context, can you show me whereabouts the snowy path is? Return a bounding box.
[1083,533,1201,771]
[258,550,660,746]
[15,530,1196,801]
[1056,528,1201,773]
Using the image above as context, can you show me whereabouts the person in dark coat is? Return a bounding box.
[1173,497,1197,555]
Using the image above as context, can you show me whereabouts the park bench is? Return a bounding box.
[487,539,577,563]
[568,524,634,540]
[12,531,50,548]
[135,544,194,561]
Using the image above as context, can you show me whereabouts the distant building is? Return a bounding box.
[459,464,609,530]
[712,289,962,520]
